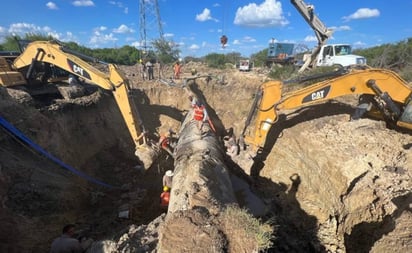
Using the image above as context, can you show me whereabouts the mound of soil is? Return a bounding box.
[0,63,411,252]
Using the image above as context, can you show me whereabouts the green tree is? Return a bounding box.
[250,49,268,67]
[204,53,226,69]
[225,52,242,65]
[151,39,180,64]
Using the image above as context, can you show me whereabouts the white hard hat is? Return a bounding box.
[165,170,174,177]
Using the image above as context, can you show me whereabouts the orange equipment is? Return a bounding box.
[220,35,228,48]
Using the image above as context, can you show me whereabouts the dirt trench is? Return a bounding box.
[0,64,411,252]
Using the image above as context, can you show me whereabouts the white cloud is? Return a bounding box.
[189,44,200,50]
[233,39,241,45]
[46,2,58,10]
[329,25,351,32]
[343,8,380,21]
[72,0,95,7]
[109,1,128,14]
[98,26,107,31]
[125,36,135,42]
[89,31,118,47]
[164,33,174,38]
[353,41,366,48]
[109,1,123,7]
[130,41,141,48]
[113,24,134,33]
[234,0,288,27]
[5,22,79,43]
[243,36,256,43]
[304,35,317,42]
[9,23,47,35]
[196,8,218,22]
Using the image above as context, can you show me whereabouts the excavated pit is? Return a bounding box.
[0,65,411,252]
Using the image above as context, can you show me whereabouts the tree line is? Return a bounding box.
[1,34,411,80]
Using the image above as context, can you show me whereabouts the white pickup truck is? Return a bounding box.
[314,44,367,67]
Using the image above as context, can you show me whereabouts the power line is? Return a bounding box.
[139,0,164,54]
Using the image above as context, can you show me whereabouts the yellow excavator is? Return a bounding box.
[240,66,412,158]
[0,40,156,169]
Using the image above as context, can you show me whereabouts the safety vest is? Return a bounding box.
[160,191,170,207]
[194,105,205,121]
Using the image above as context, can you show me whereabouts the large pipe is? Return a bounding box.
[167,109,237,213]
[157,102,238,252]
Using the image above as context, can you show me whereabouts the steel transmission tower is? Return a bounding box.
[139,0,164,54]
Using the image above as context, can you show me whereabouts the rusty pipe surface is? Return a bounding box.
[167,109,237,214]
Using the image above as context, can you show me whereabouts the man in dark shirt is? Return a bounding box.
[50,224,83,253]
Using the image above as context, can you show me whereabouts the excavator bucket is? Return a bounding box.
[135,143,159,170]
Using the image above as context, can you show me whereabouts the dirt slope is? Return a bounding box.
[0,63,411,252]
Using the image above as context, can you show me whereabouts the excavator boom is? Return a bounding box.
[242,67,412,155]
[3,40,155,168]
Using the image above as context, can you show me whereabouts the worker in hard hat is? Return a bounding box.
[193,101,208,135]
[162,170,174,190]
[158,129,177,156]
[223,132,239,157]
[160,185,170,208]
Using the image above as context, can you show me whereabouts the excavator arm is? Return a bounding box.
[11,41,154,166]
[242,68,412,155]
[290,0,333,72]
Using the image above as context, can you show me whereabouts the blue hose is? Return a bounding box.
[0,116,116,188]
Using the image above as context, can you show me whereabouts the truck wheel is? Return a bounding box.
[332,64,343,71]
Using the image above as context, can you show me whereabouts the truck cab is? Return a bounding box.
[316,44,367,67]
[239,59,251,71]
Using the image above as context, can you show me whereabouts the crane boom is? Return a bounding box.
[290,0,334,71]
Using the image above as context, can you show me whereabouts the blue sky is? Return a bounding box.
[1,0,411,57]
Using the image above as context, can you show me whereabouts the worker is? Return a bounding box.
[173,61,182,79]
[146,60,154,80]
[223,134,238,157]
[162,170,174,190]
[68,74,81,85]
[158,131,175,156]
[188,95,197,108]
[50,224,83,253]
[139,59,146,80]
[193,101,208,134]
[160,171,173,208]
[160,186,170,208]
